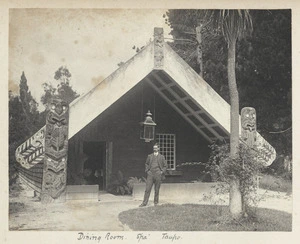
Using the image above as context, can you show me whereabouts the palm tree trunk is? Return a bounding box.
[227,40,242,218]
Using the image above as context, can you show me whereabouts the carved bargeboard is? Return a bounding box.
[41,98,69,203]
[254,134,276,166]
[15,126,45,169]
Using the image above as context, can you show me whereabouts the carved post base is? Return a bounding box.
[41,191,66,204]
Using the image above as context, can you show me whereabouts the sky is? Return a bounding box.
[9,8,171,110]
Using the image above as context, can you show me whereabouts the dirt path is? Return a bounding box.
[9,182,292,231]
[9,183,137,231]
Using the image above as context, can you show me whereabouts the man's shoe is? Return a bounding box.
[139,203,147,207]
[154,203,158,206]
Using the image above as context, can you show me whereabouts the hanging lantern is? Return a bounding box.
[140,110,156,142]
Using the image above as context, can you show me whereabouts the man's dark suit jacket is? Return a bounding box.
[145,153,168,180]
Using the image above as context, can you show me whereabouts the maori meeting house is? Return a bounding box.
[15,28,276,203]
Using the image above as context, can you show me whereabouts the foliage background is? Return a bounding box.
[165,10,291,158]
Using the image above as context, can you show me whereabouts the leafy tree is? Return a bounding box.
[19,71,40,134]
[54,66,72,84]
[9,93,25,185]
[237,10,291,157]
[165,10,291,158]
[165,10,230,101]
[41,66,79,107]
[9,72,43,185]
[9,94,28,143]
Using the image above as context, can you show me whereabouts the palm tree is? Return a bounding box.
[204,10,253,218]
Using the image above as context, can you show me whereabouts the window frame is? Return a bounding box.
[156,133,176,170]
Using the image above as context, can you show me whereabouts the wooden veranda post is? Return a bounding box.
[41,97,69,203]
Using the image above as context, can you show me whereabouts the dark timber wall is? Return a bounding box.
[67,81,211,186]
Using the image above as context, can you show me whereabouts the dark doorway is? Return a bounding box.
[82,141,106,190]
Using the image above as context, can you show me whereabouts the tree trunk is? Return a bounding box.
[227,40,243,218]
[230,178,242,218]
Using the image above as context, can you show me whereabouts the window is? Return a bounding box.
[156,134,176,170]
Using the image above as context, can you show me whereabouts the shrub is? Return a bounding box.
[107,170,131,195]
[9,141,21,187]
[127,176,146,192]
[259,174,292,193]
[266,154,292,179]
[206,142,266,210]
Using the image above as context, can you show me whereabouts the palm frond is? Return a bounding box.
[203,10,253,44]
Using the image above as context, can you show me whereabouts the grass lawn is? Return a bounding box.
[119,204,292,231]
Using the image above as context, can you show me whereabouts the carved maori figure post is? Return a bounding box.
[241,107,257,148]
[241,107,257,212]
[154,27,164,69]
[41,97,69,203]
[241,107,276,165]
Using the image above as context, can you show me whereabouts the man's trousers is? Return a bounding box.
[142,171,162,205]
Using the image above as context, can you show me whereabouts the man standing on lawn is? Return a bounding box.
[139,143,168,207]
